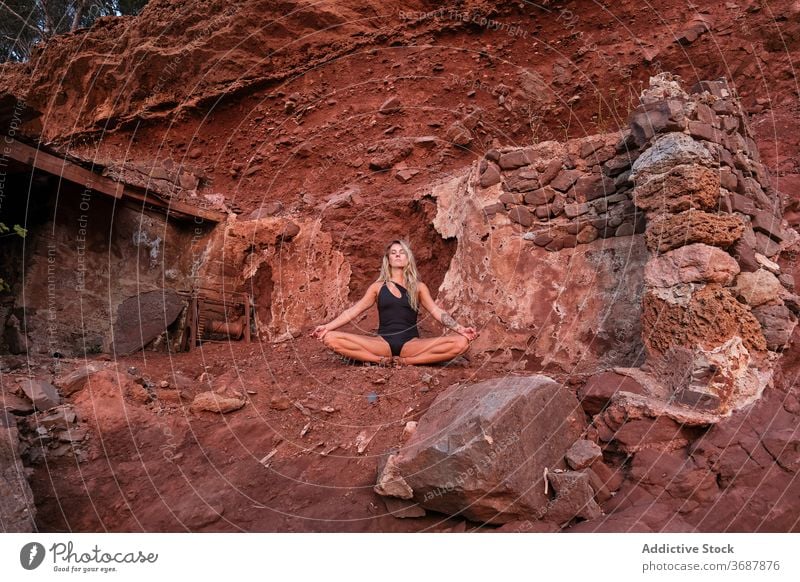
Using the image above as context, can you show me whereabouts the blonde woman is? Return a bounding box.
[311,239,478,366]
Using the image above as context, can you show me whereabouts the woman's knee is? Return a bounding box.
[454,334,469,354]
[323,331,340,349]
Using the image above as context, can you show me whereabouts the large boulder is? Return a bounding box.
[111,290,184,355]
[374,375,586,524]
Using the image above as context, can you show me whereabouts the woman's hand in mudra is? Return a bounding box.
[311,325,331,341]
[456,325,479,342]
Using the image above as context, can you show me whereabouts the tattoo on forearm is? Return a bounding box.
[441,311,459,330]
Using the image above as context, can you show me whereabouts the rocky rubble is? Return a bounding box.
[1,371,92,531]
[0,410,36,532]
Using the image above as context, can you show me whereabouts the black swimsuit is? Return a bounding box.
[377,282,419,356]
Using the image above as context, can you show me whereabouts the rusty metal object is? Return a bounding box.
[208,318,244,339]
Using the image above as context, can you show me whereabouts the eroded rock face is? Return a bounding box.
[198,216,351,341]
[374,375,585,524]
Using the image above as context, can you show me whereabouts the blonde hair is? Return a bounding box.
[376,239,420,311]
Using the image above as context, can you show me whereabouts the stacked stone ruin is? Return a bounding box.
[472,73,798,418]
[479,129,645,251]
[629,75,797,418]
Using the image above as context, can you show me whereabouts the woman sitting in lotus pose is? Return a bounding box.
[311,239,478,366]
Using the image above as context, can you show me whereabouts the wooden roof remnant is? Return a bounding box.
[2,136,225,223]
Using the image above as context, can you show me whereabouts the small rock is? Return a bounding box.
[395,168,420,183]
[270,395,291,410]
[190,391,246,414]
[445,123,472,146]
[508,206,533,227]
[546,470,603,523]
[0,387,33,413]
[374,453,413,499]
[754,253,780,274]
[413,136,438,148]
[55,363,104,396]
[248,201,284,219]
[54,425,89,443]
[379,96,401,114]
[383,497,426,518]
[479,163,501,188]
[37,405,77,430]
[565,439,602,470]
[356,429,379,454]
[734,270,784,306]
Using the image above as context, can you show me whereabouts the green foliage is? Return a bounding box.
[1,1,149,62]
[0,221,25,292]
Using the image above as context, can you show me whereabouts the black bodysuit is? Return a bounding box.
[377,282,419,356]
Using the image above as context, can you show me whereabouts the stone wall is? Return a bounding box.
[479,131,644,251]
[429,135,650,373]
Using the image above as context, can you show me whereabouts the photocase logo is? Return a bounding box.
[20,542,46,570]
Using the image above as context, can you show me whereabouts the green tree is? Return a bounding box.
[0,1,148,62]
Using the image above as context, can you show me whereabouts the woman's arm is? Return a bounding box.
[417,282,479,341]
[311,282,380,339]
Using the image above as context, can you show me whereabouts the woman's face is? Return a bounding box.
[388,243,409,269]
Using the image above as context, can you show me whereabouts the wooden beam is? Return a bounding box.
[121,185,223,223]
[4,137,122,198]
[2,136,225,223]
